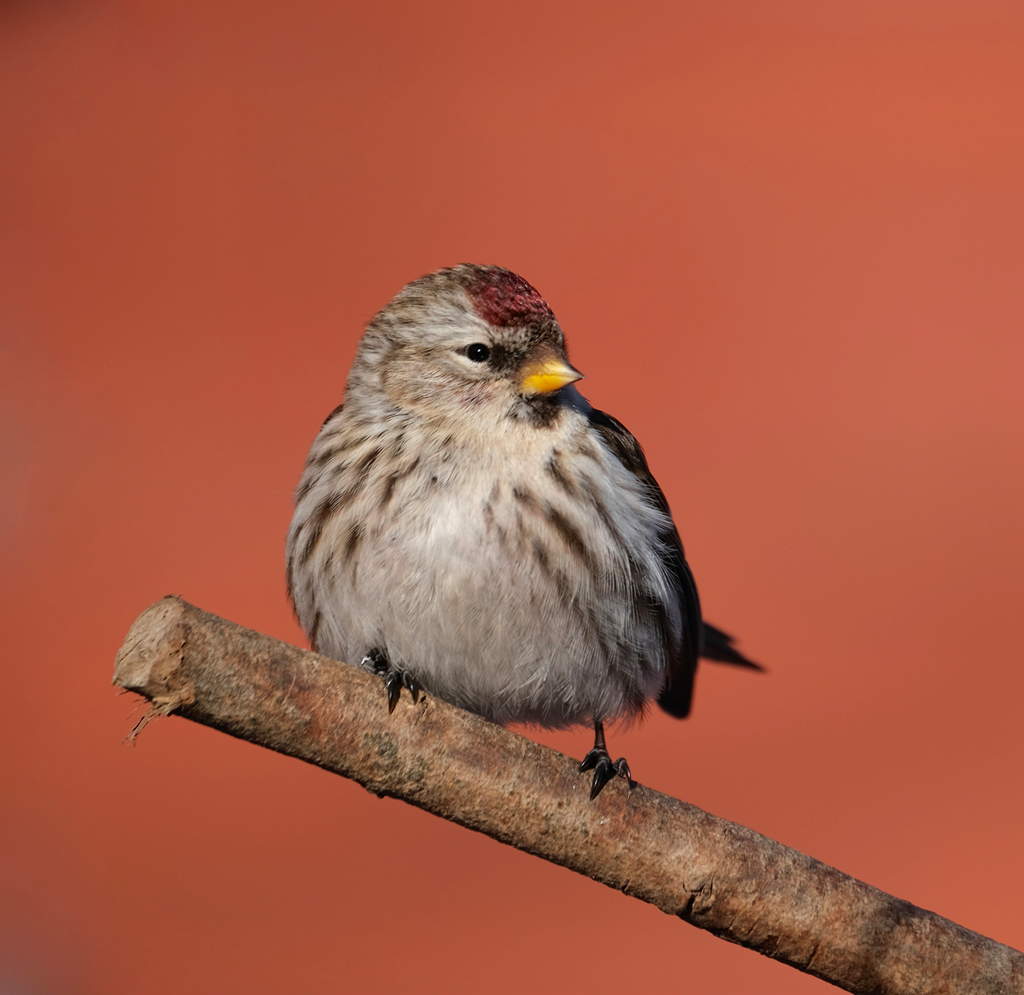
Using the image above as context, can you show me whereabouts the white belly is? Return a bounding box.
[289,414,679,727]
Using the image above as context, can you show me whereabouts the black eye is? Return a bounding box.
[466,343,491,363]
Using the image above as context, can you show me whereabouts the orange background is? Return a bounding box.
[2,1,1023,992]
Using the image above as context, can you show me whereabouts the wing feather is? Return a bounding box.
[587,409,700,717]
[587,408,762,718]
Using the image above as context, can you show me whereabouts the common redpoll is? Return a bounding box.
[286,264,760,798]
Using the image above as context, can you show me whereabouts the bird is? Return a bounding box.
[286,264,761,798]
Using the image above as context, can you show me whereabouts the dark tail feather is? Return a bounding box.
[701,623,765,671]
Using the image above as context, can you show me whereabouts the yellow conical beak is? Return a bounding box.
[519,357,584,396]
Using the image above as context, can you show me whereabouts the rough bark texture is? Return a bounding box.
[113,596,1024,995]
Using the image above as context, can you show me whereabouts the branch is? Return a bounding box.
[113,596,1023,995]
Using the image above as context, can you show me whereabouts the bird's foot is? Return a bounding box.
[384,668,424,712]
[361,649,423,713]
[579,748,633,800]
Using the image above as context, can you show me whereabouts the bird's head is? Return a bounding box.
[347,264,583,430]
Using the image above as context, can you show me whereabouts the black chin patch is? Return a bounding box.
[513,393,564,429]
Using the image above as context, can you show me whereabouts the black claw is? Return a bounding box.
[384,668,403,713]
[613,757,633,789]
[589,757,617,799]
[405,674,423,704]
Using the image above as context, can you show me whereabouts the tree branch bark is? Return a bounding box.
[113,596,1023,995]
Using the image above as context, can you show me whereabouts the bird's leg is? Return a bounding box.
[360,648,422,713]
[579,721,633,799]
